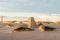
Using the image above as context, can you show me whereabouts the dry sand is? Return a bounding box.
[0,24,60,40]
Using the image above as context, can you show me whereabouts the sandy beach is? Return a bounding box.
[0,24,60,40]
[0,30,60,40]
[0,0,60,40]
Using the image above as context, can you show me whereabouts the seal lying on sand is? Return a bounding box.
[38,25,56,32]
[12,27,35,32]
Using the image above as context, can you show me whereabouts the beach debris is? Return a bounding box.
[28,17,37,28]
[38,25,56,32]
[12,27,35,32]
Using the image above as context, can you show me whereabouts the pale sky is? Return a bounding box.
[0,0,60,21]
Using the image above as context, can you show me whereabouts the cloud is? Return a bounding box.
[39,14,60,22]
[15,0,30,2]
[0,2,7,10]
[0,0,34,12]
[15,0,34,6]
[0,0,60,13]
[0,2,15,11]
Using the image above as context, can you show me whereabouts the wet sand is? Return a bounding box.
[0,30,60,40]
